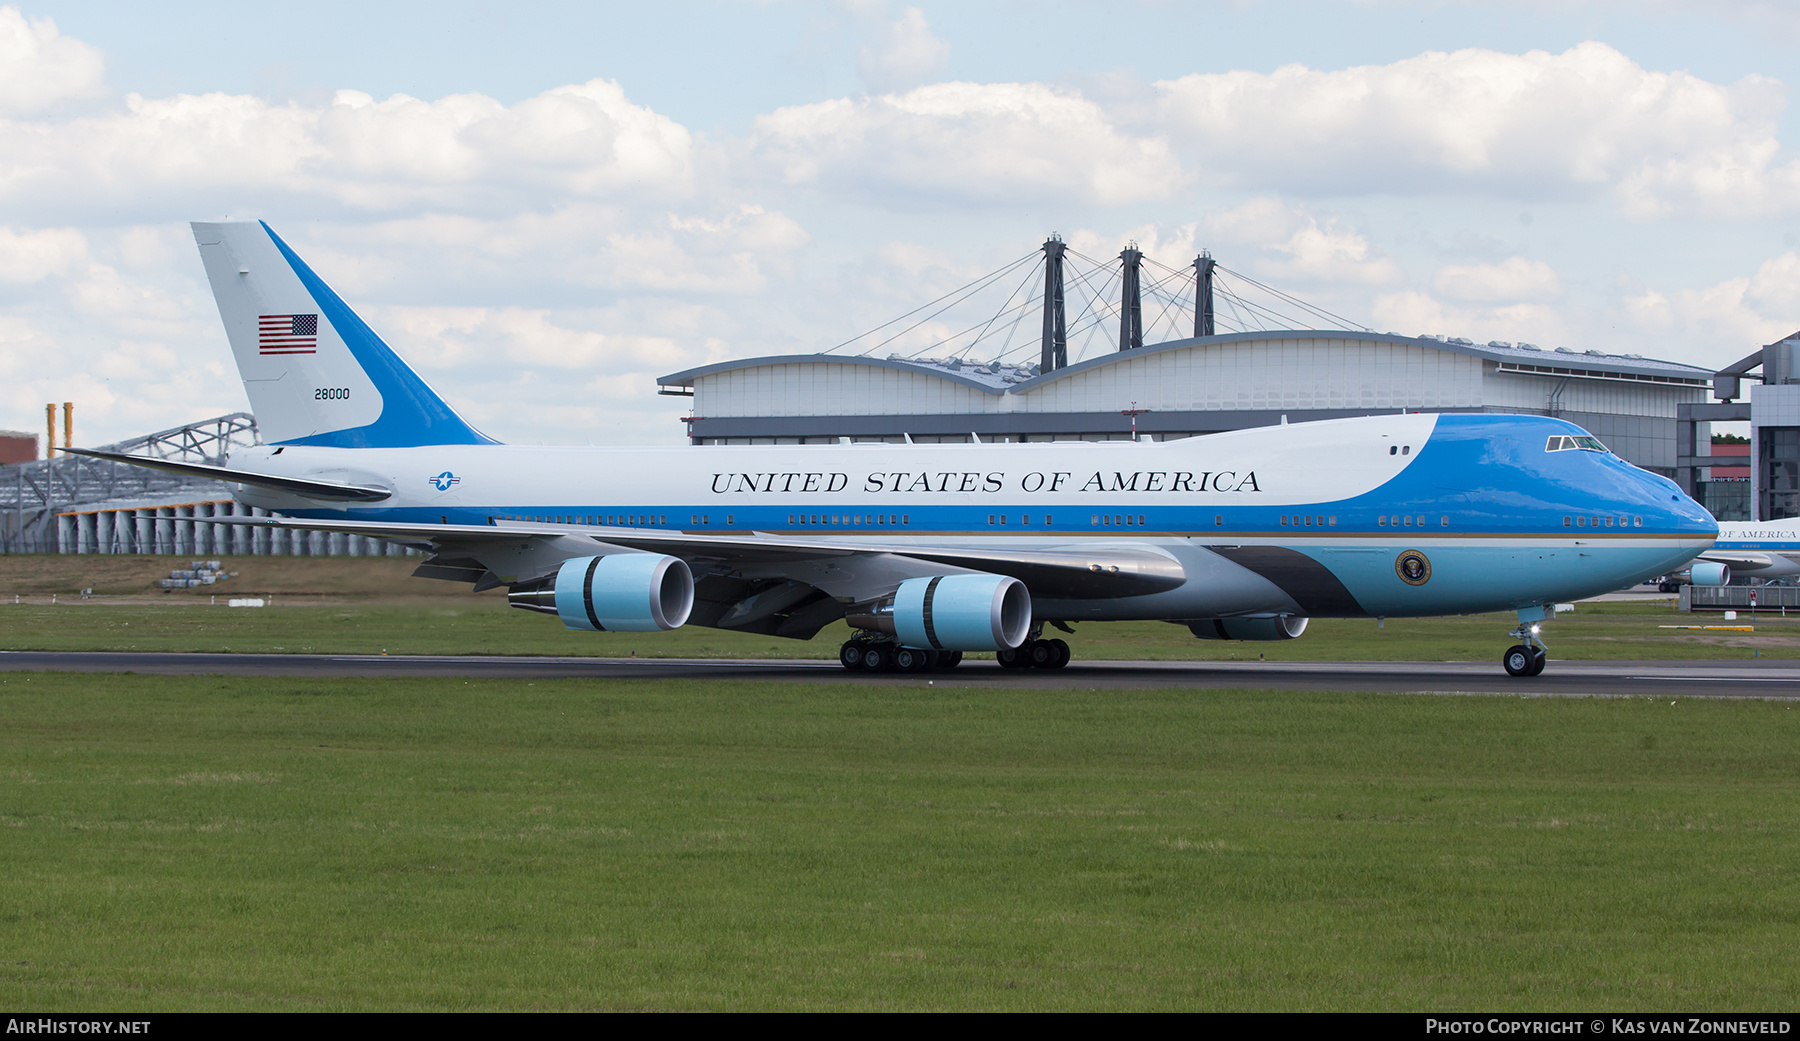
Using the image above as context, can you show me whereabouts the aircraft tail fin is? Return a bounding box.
[191,220,495,448]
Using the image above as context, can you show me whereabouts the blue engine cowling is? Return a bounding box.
[893,573,1032,651]
[1688,561,1731,586]
[553,554,694,631]
[1187,615,1309,641]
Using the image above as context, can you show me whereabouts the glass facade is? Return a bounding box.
[1760,426,1800,520]
[1697,480,1751,521]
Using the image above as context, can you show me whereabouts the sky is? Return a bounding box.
[2,0,1798,447]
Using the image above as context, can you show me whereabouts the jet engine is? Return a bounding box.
[890,573,1032,651]
[1688,562,1731,587]
[508,554,694,631]
[1187,615,1309,641]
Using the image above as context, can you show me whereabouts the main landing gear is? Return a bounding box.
[839,634,963,673]
[837,628,1071,672]
[996,637,1071,670]
[1502,620,1548,677]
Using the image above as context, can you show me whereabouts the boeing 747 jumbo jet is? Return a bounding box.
[76,221,1721,677]
[1690,522,1800,584]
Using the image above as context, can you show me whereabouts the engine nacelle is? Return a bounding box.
[893,573,1032,651]
[533,554,694,631]
[1688,561,1731,586]
[1188,615,1309,641]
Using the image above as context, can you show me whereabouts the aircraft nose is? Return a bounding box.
[1648,473,1718,537]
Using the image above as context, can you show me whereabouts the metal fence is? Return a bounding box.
[1682,585,1800,610]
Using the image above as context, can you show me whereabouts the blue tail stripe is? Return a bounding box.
[260,222,497,448]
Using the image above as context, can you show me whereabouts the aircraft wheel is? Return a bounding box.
[1027,639,1056,668]
[840,641,864,669]
[934,650,963,669]
[1502,644,1534,677]
[1527,648,1547,676]
[893,646,932,672]
[1048,638,1071,669]
[860,643,893,672]
[996,646,1026,669]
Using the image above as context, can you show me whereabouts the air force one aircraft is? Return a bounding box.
[1690,522,1800,584]
[77,221,1720,677]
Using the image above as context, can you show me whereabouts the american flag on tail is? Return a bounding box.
[259,314,319,355]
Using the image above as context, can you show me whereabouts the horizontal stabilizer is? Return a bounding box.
[63,448,393,503]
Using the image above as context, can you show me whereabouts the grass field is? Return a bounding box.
[2,672,1798,1010]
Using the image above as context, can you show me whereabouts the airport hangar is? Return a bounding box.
[658,331,1714,487]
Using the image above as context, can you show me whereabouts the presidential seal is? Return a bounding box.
[1395,549,1432,586]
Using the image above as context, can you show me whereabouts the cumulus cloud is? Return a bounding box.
[0,79,695,214]
[1370,290,1571,348]
[858,7,950,94]
[750,81,1184,207]
[1622,251,1800,355]
[0,7,105,116]
[1431,256,1562,302]
[0,226,87,283]
[1152,42,1800,217]
[1191,198,1402,286]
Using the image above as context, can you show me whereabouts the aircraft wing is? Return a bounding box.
[62,449,393,503]
[197,514,1186,599]
[1694,550,1799,576]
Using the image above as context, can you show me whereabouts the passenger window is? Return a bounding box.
[1563,516,1571,526]
[1328,516,1337,526]
[1281,516,1290,526]
[1138,516,1145,526]
[1215,515,1223,525]
[1440,516,1448,527]
[1402,445,1410,455]
[1378,516,1388,527]
[724,515,731,526]
[1605,516,1615,527]
[1577,516,1586,527]
[1403,516,1413,527]
[1634,516,1642,526]
[1389,446,1397,455]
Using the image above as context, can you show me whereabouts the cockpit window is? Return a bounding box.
[1546,435,1608,453]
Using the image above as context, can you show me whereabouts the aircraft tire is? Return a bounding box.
[894,646,932,672]
[1502,644,1534,677]
[1527,648,1547,676]
[996,647,1026,669]
[934,650,963,669]
[1048,639,1071,669]
[860,644,893,672]
[1027,640,1056,667]
[840,641,864,669]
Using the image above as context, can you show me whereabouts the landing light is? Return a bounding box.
[1530,624,1541,635]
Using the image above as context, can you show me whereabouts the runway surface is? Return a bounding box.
[2,650,1796,698]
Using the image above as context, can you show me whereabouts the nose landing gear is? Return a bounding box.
[1502,622,1548,677]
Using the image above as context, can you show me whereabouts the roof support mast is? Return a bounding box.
[1040,235,1067,373]
[1194,251,1216,337]
[1118,244,1143,352]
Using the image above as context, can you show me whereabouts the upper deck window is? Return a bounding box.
[1546,435,1608,453]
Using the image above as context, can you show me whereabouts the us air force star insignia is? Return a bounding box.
[1395,549,1431,586]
